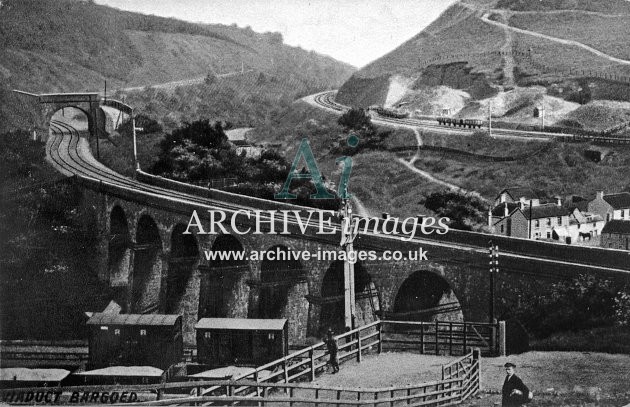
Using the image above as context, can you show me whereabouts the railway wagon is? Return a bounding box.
[86,313,183,370]
[195,318,288,368]
[437,117,484,128]
[371,106,409,119]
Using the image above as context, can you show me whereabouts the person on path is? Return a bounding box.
[502,362,530,406]
[325,329,339,374]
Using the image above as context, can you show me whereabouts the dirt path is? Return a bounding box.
[495,10,516,87]
[496,8,630,18]
[401,128,489,203]
[477,10,630,65]
[118,69,255,93]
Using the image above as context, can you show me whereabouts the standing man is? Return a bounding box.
[502,362,530,406]
[325,329,339,374]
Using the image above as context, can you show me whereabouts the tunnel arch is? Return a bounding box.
[199,234,248,319]
[319,260,380,335]
[48,106,91,134]
[165,224,199,314]
[258,245,305,319]
[393,270,463,322]
[131,214,163,313]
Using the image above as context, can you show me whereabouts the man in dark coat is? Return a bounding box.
[502,362,530,406]
[325,329,339,373]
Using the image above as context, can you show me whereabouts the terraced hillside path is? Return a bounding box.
[460,2,630,66]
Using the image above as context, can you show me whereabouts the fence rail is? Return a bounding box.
[380,320,498,356]
[0,321,484,406]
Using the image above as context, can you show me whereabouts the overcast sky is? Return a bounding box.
[95,0,455,67]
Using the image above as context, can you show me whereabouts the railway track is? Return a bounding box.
[45,120,630,283]
[310,91,630,143]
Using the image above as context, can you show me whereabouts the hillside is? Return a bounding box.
[335,0,630,128]
[0,0,355,132]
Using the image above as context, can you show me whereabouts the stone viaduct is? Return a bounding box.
[23,91,630,347]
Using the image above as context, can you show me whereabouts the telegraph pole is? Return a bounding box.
[131,110,140,170]
[340,198,357,330]
[488,241,499,324]
[488,101,492,137]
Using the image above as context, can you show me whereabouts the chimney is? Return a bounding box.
[504,203,509,217]
[597,191,604,199]
[556,196,561,206]
[488,208,492,227]
[519,201,525,210]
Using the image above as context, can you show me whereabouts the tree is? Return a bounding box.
[423,191,488,231]
[338,108,374,132]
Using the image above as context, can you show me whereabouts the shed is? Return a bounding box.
[0,368,70,388]
[195,318,288,367]
[86,313,183,370]
[71,366,163,386]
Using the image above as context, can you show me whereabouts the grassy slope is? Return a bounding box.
[0,0,354,132]
[337,0,630,107]
[412,139,630,199]
[254,101,630,218]
[509,13,630,61]
[495,0,630,13]
[336,4,505,106]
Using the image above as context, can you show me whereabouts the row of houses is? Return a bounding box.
[489,187,630,250]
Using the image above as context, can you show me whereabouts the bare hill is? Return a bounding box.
[0,0,355,132]
[336,0,630,110]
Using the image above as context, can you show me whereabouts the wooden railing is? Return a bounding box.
[381,320,499,356]
[199,321,382,397]
[0,322,484,406]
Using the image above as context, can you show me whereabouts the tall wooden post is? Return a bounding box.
[341,199,356,330]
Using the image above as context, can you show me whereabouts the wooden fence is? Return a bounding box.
[0,321,485,406]
[380,320,499,356]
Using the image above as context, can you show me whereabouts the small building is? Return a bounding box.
[494,187,542,207]
[0,368,71,389]
[600,220,630,250]
[195,318,288,368]
[568,208,605,242]
[584,146,611,163]
[86,313,183,370]
[588,191,630,222]
[492,203,571,241]
[70,366,164,386]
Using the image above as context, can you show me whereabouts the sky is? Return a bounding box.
[95,0,455,68]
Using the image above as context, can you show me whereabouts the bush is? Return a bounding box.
[422,191,488,230]
[512,274,628,338]
[337,108,374,132]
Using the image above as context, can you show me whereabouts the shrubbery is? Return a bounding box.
[508,274,630,339]
[0,130,111,339]
[151,119,340,207]
[421,191,488,231]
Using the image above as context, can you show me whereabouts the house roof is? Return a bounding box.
[195,318,287,331]
[603,193,630,210]
[602,220,630,235]
[87,313,180,327]
[522,204,570,220]
[491,202,519,217]
[75,366,163,377]
[0,368,70,382]
[498,187,541,201]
